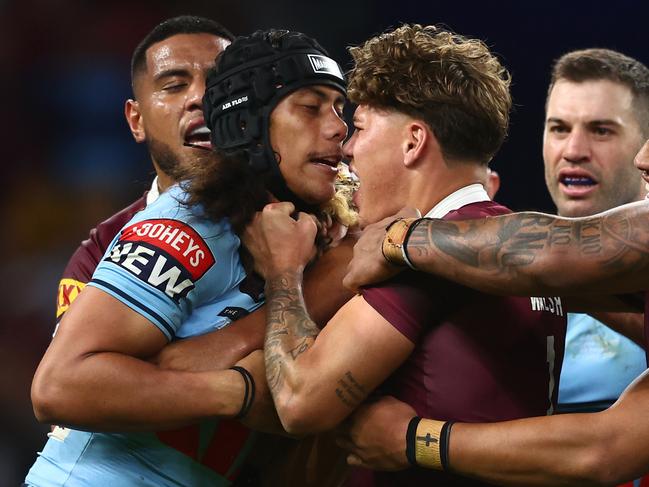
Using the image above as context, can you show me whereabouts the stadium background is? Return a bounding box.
[2,0,648,482]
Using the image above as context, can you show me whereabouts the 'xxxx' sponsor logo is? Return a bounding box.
[57,278,86,318]
[106,219,216,300]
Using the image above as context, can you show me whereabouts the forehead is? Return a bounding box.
[145,33,230,77]
[547,79,636,122]
[285,85,346,103]
[353,104,380,120]
[353,104,402,124]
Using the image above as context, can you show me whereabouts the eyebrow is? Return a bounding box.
[587,119,621,127]
[546,117,621,126]
[153,68,190,83]
[305,86,346,105]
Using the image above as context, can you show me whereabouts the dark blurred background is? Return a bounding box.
[2,0,648,482]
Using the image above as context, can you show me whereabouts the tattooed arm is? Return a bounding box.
[445,373,649,486]
[265,282,413,435]
[151,237,355,372]
[341,372,649,485]
[251,203,413,435]
[346,201,649,297]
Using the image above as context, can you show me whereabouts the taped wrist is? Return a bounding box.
[406,417,454,470]
[382,218,421,269]
[230,366,256,419]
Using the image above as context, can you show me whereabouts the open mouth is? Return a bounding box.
[310,155,341,168]
[184,124,212,150]
[559,175,597,188]
[557,171,598,198]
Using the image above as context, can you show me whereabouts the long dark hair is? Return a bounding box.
[181,149,357,248]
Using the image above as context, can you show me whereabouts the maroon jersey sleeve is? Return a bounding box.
[361,272,466,342]
[361,276,433,342]
[56,194,147,321]
[362,200,511,340]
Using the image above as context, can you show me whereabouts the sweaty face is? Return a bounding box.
[269,86,347,205]
[131,33,230,182]
[344,105,411,228]
[543,79,645,217]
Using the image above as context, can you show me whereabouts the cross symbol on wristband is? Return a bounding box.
[417,433,439,447]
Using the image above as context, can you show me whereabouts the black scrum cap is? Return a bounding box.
[203,29,346,204]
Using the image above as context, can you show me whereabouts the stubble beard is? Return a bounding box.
[147,137,185,182]
[146,137,215,182]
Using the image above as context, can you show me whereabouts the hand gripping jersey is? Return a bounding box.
[26,184,263,487]
[353,186,567,487]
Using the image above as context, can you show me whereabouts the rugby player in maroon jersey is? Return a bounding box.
[55,15,232,331]
[245,24,568,486]
[337,140,649,486]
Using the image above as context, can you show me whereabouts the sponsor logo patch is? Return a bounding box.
[307,54,344,80]
[106,219,215,301]
[57,278,86,318]
[218,306,250,321]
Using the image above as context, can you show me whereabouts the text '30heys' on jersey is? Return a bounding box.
[26,184,264,487]
[355,190,567,487]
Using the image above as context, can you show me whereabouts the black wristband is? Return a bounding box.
[402,217,428,270]
[230,366,256,419]
[440,420,455,471]
[405,416,421,467]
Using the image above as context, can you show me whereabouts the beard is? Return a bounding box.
[146,136,218,184]
[147,136,192,182]
[146,137,186,181]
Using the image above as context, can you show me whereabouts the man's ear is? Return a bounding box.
[125,99,146,143]
[402,121,429,167]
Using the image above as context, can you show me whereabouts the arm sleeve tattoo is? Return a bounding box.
[264,271,320,395]
[264,272,369,411]
[406,203,649,296]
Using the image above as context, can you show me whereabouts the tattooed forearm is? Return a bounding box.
[335,371,367,409]
[402,202,649,295]
[578,221,602,255]
[264,271,320,396]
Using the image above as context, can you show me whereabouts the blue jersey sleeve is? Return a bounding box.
[88,187,245,340]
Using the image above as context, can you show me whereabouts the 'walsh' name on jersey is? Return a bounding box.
[530,296,564,317]
[106,219,215,300]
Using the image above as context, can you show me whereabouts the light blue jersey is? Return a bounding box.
[26,185,263,486]
[558,313,646,412]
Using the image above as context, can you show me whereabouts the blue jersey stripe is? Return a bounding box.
[91,278,175,338]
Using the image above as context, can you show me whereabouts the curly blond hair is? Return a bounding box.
[348,24,511,164]
[321,166,359,228]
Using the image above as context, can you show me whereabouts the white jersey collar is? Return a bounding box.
[146,176,160,205]
[424,183,490,219]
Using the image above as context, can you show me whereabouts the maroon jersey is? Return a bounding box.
[358,201,567,487]
[56,194,148,321]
